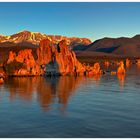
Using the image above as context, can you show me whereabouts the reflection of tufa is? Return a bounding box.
[5,76,85,112]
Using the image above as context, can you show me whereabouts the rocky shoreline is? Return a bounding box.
[0,38,136,84]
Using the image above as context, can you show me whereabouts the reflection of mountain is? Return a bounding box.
[4,76,85,112]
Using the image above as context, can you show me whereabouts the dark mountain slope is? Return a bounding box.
[84,35,140,57]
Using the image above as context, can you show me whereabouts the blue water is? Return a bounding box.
[0,65,140,137]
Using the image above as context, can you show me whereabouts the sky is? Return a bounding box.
[0,2,140,41]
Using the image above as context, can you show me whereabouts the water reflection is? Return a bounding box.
[92,74,101,86]
[2,67,138,112]
[5,77,38,101]
[1,66,140,138]
[4,76,86,112]
[117,74,125,89]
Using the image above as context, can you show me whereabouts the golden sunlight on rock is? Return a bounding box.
[87,62,102,76]
[117,61,125,75]
[104,61,110,68]
[44,39,86,76]
[6,49,42,76]
[7,51,16,64]
[0,77,4,84]
[136,59,140,67]
[37,38,53,65]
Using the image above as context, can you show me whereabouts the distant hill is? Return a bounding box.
[82,35,140,57]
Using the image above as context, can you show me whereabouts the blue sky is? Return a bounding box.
[0,2,140,41]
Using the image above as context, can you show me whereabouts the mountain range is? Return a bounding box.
[0,30,140,65]
[78,35,140,57]
[0,30,91,50]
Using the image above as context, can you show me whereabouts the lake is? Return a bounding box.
[0,65,140,137]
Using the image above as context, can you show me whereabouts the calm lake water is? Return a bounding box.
[0,65,140,137]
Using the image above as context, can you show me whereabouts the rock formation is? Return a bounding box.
[4,37,104,77]
[104,61,110,68]
[126,59,130,68]
[0,77,4,84]
[0,69,6,78]
[117,61,125,75]
[37,39,53,65]
[38,39,86,76]
[0,68,5,84]
[137,59,140,65]
[87,62,102,76]
[7,51,16,64]
[6,49,42,76]
[5,38,90,76]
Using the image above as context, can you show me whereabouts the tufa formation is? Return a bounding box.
[5,38,102,76]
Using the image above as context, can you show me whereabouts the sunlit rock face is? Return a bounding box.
[6,49,41,76]
[104,61,110,68]
[7,51,16,64]
[37,39,53,65]
[37,39,86,76]
[137,59,140,65]
[117,61,126,75]
[54,40,85,75]
[5,38,87,76]
[87,62,102,76]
